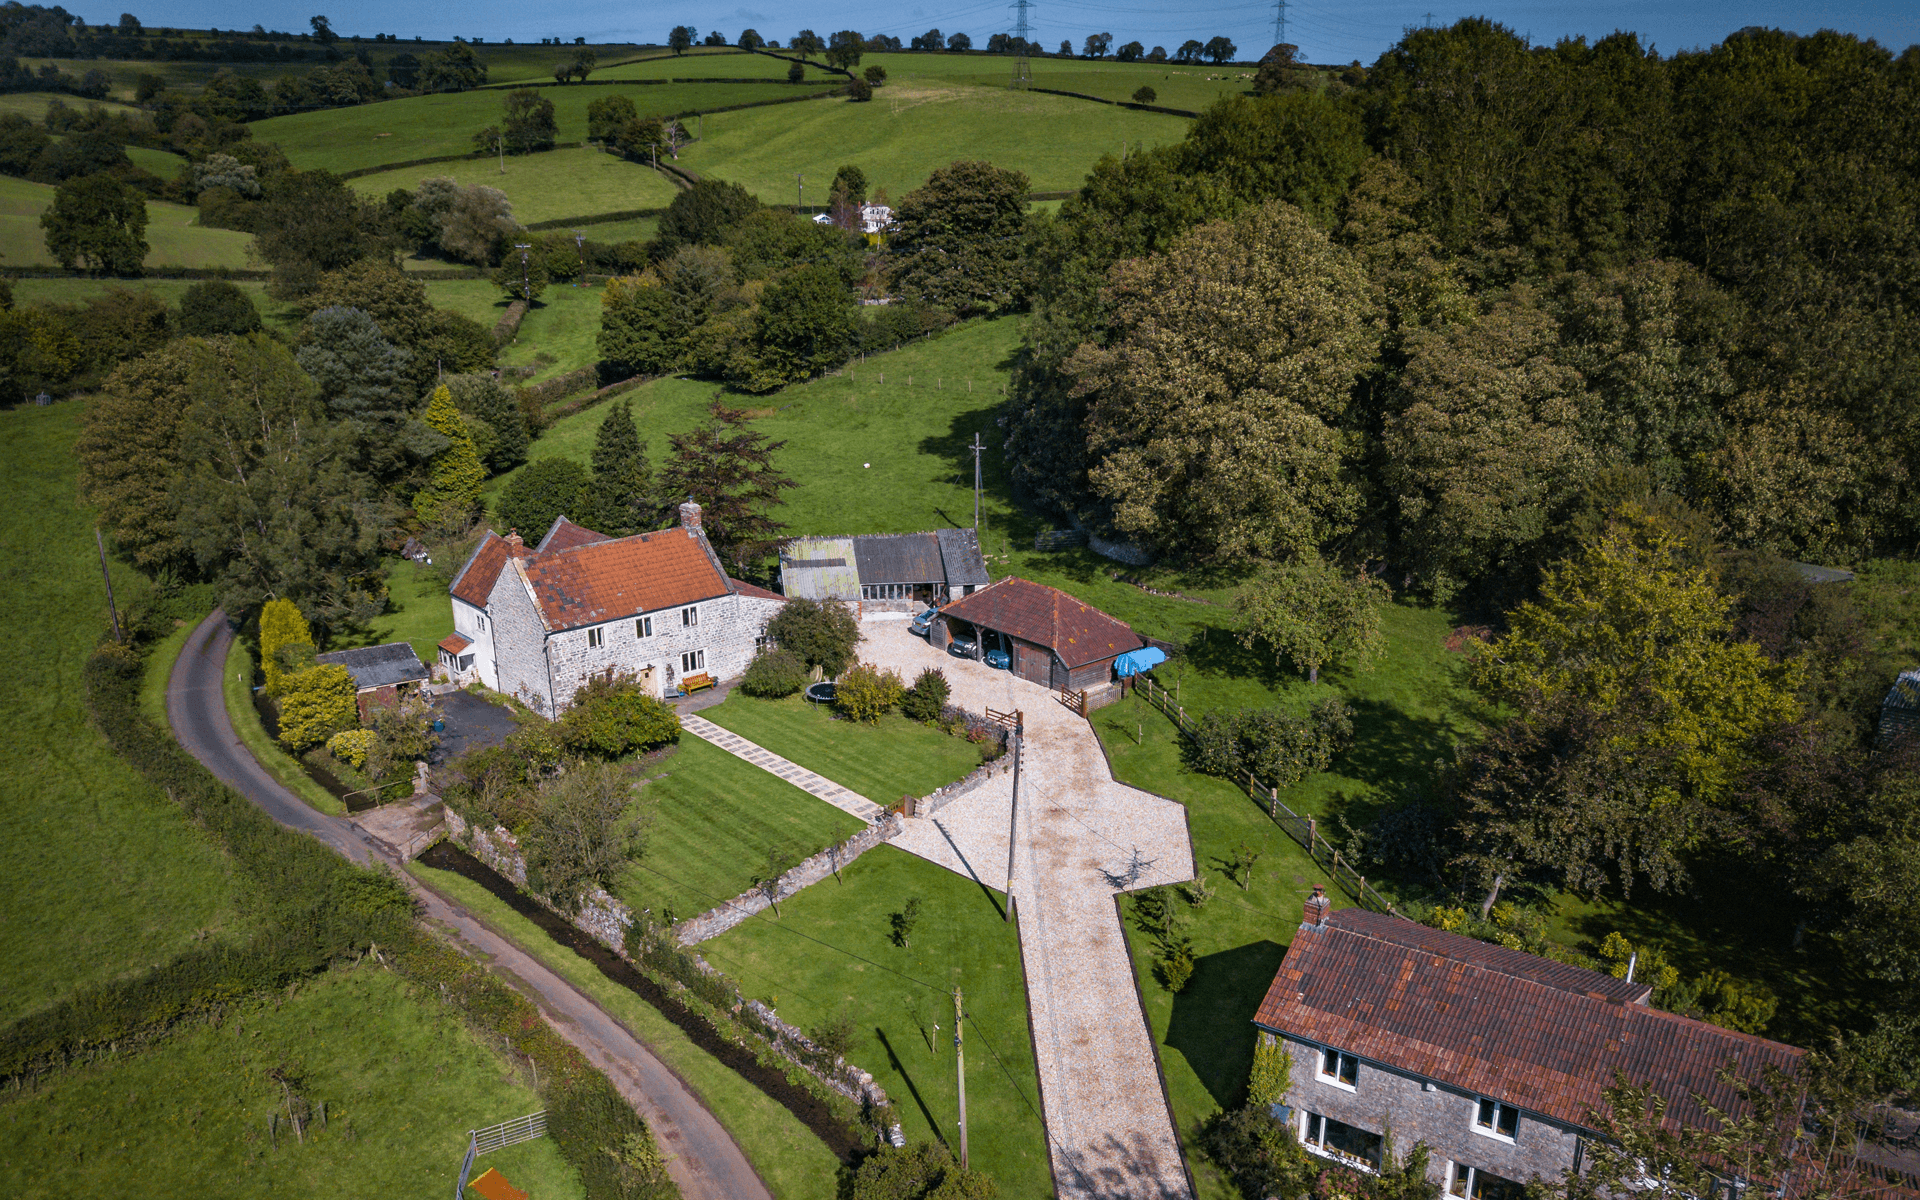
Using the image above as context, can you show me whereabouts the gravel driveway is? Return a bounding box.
[860,620,1197,1200]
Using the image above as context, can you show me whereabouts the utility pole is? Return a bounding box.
[1003,719,1021,922]
[496,129,504,174]
[953,987,969,1170]
[571,229,585,282]
[970,431,984,531]
[95,528,121,644]
[1274,0,1288,46]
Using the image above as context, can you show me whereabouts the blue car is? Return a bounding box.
[947,635,1010,670]
[983,647,1011,670]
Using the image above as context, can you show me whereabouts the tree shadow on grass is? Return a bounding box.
[1165,939,1287,1111]
[1336,696,1458,791]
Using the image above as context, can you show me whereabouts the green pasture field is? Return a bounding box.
[0,89,146,121]
[0,174,253,270]
[595,49,840,82]
[674,83,1188,201]
[615,736,863,924]
[410,859,846,1200]
[862,50,1254,112]
[700,844,1052,1197]
[700,693,987,806]
[420,278,608,385]
[251,80,837,175]
[482,317,1027,540]
[346,146,679,225]
[0,404,243,1024]
[0,961,582,1199]
[6,57,294,99]
[7,279,289,336]
[576,213,657,243]
[332,555,452,667]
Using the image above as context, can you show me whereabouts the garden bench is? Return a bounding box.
[680,672,715,694]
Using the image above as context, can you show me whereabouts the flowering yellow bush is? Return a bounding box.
[326,728,374,770]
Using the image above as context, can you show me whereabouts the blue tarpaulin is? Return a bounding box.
[1114,647,1166,677]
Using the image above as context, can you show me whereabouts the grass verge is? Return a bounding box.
[409,859,844,1200]
[220,635,347,817]
[138,615,200,725]
[0,402,241,1024]
[0,961,582,1199]
[699,693,986,807]
[700,844,1052,1197]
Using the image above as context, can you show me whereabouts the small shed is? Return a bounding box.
[316,642,430,721]
[934,576,1141,693]
[1881,668,1920,748]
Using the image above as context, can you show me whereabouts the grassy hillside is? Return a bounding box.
[862,50,1254,112]
[0,90,147,120]
[0,962,582,1199]
[596,50,839,82]
[252,80,838,174]
[674,83,1188,201]
[346,146,679,225]
[0,175,253,270]
[0,403,244,1023]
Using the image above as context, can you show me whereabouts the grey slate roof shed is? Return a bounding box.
[777,529,991,602]
[779,536,860,600]
[854,533,945,587]
[937,528,991,592]
[316,642,431,691]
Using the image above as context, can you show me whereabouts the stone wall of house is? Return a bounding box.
[1277,1032,1583,1187]
[489,561,557,717]
[542,584,781,715]
[673,813,904,944]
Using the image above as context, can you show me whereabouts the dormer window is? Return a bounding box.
[1472,1097,1519,1141]
[1316,1047,1359,1090]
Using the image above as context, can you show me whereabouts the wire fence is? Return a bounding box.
[1134,675,1397,916]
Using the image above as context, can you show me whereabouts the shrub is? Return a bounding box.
[847,77,873,101]
[740,648,810,698]
[325,728,374,769]
[766,598,861,677]
[258,597,313,697]
[1247,1039,1291,1108]
[277,664,357,752]
[559,669,680,757]
[1156,942,1196,992]
[900,667,950,722]
[365,699,438,784]
[836,662,904,722]
[178,279,261,336]
[1201,1105,1313,1200]
[494,456,589,540]
[525,761,652,910]
[849,1142,996,1200]
[1189,696,1354,786]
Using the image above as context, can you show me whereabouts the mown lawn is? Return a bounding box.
[674,83,1189,201]
[251,80,840,174]
[0,403,244,1024]
[346,146,680,225]
[701,845,1052,1198]
[333,554,453,667]
[0,174,253,270]
[615,736,864,925]
[701,693,986,806]
[0,962,582,1200]
[410,859,846,1200]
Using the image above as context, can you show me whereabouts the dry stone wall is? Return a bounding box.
[674,813,904,943]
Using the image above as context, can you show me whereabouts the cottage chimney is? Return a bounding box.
[1300,884,1330,932]
[505,530,524,549]
[679,499,703,531]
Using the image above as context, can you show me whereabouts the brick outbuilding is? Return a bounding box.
[933,576,1142,693]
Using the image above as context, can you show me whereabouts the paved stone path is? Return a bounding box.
[680,713,886,824]
[860,622,1199,1200]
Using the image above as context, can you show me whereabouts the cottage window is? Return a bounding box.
[1316,1047,1359,1090]
[477,614,487,631]
[1447,1163,1522,1200]
[1299,1111,1382,1169]
[860,583,912,601]
[636,616,653,638]
[681,649,705,672]
[1472,1097,1520,1142]
[682,606,698,627]
[587,627,604,648]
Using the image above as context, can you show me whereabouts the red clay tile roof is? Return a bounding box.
[521,528,730,631]
[940,576,1139,669]
[537,515,612,553]
[729,577,785,601]
[439,633,472,654]
[450,532,531,608]
[1254,908,1803,1133]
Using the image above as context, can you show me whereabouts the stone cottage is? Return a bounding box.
[441,503,785,716]
[1253,889,1805,1199]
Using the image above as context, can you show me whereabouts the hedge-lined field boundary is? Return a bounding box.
[0,634,677,1200]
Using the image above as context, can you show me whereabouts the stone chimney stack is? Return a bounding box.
[679,499,703,531]
[505,530,524,549]
[1300,883,1330,932]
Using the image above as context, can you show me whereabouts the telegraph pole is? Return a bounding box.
[1003,719,1021,922]
[95,528,121,644]
[954,987,969,1170]
[970,432,984,531]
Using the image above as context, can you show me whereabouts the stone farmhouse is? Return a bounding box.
[438,503,785,716]
[1255,889,1805,1200]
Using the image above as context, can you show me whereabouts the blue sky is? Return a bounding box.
[85,0,1918,68]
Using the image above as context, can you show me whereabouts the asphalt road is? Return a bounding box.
[167,612,773,1200]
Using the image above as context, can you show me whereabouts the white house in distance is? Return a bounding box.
[438,502,785,716]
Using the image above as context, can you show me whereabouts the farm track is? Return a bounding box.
[166,612,774,1200]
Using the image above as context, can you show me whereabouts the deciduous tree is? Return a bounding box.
[495,457,590,540]
[41,173,147,273]
[525,761,650,911]
[1235,556,1388,682]
[888,160,1031,317]
[258,598,315,697]
[276,663,357,752]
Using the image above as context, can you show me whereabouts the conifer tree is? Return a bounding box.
[657,399,795,574]
[585,400,653,534]
[413,384,485,530]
